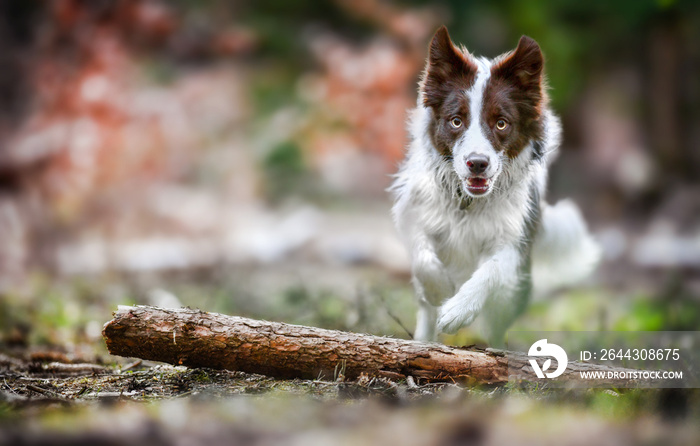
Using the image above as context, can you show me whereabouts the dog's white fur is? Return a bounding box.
[391,48,599,344]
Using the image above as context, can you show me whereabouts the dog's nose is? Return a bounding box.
[465,155,489,174]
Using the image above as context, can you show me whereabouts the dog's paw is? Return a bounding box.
[414,256,453,305]
[437,295,479,334]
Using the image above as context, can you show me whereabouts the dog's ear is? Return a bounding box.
[422,26,477,110]
[492,36,543,89]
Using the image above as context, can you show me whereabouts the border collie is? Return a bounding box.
[391,26,599,344]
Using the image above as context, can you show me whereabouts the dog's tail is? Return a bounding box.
[531,199,600,294]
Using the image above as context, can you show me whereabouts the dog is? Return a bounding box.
[390,26,599,344]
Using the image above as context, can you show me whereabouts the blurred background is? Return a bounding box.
[1,0,700,354]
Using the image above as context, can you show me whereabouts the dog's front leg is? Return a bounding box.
[437,245,520,334]
[411,234,454,341]
[414,297,438,342]
[412,245,454,305]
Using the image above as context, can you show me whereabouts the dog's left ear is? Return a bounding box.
[492,36,543,89]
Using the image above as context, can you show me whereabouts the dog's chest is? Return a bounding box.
[430,195,527,280]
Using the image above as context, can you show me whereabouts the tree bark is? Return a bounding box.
[102,305,650,386]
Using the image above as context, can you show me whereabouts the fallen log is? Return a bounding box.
[102,305,651,386]
[103,306,510,384]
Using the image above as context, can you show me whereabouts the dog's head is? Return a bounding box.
[421,26,546,198]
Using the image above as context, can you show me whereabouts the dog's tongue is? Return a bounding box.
[469,178,487,187]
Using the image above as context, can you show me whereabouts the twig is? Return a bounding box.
[26,384,58,397]
[120,360,143,372]
[375,288,414,339]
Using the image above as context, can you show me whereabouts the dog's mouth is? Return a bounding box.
[464,177,490,196]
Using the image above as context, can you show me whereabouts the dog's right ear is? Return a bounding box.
[422,26,477,110]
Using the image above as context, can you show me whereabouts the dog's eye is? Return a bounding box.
[449,117,462,129]
[496,119,508,131]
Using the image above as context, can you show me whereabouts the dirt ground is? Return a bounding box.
[2,346,700,446]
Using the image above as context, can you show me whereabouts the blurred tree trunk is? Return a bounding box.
[648,18,682,182]
[646,12,700,185]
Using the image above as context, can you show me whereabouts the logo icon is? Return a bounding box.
[528,339,568,379]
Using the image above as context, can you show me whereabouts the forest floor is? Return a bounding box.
[1,260,700,445]
[2,335,700,445]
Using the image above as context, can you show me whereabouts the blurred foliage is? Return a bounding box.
[442,0,682,106]
[614,297,700,331]
[262,140,309,201]
[226,0,700,114]
[0,274,135,351]
[0,268,416,351]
